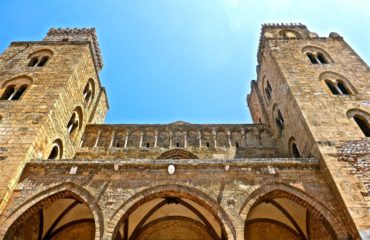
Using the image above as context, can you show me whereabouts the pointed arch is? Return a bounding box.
[239,182,347,239]
[108,184,236,240]
[1,182,103,240]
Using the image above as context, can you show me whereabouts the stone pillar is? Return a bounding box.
[139,132,143,148]
[124,131,129,148]
[212,129,217,147]
[226,130,231,148]
[169,131,173,148]
[154,130,158,148]
[94,130,101,148]
[109,131,116,148]
[241,128,246,147]
[184,131,188,148]
[198,130,202,149]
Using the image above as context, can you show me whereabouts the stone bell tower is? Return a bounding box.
[248,23,370,238]
[0,28,108,212]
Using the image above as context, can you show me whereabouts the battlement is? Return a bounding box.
[44,28,103,70]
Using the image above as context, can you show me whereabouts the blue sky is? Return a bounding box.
[1,0,369,124]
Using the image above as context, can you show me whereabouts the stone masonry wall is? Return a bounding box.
[0,158,350,239]
[0,40,106,212]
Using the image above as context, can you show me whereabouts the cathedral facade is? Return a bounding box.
[0,24,369,239]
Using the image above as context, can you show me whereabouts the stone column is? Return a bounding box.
[226,130,231,148]
[169,131,173,148]
[154,130,158,148]
[139,132,143,148]
[241,128,246,147]
[124,131,129,148]
[184,131,188,148]
[198,130,202,149]
[109,130,116,148]
[94,130,101,148]
[212,129,217,147]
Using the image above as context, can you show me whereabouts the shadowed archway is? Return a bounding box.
[109,185,235,240]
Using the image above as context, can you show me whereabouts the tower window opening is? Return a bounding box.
[337,81,350,95]
[37,56,49,67]
[317,53,328,64]
[353,115,370,137]
[275,110,285,132]
[265,81,272,100]
[27,55,49,67]
[146,142,150,148]
[1,85,16,100]
[176,142,180,148]
[67,113,79,136]
[11,85,28,100]
[48,145,60,160]
[206,142,210,148]
[291,143,301,158]
[235,142,239,148]
[307,53,318,64]
[28,57,39,67]
[325,80,339,95]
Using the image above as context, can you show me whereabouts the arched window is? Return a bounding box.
[320,72,355,96]
[288,137,301,158]
[317,53,328,64]
[264,81,272,100]
[275,110,284,132]
[47,139,63,160]
[291,143,301,158]
[306,53,318,64]
[83,79,95,106]
[0,77,32,101]
[27,57,39,67]
[303,46,332,65]
[0,85,16,100]
[279,30,300,39]
[306,52,328,64]
[27,49,53,68]
[347,109,370,137]
[67,113,79,135]
[325,80,339,95]
[337,80,350,95]
[353,115,370,137]
[67,107,83,139]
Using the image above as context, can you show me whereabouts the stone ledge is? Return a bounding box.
[28,158,320,168]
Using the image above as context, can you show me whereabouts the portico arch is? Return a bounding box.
[239,183,348,240]
[108,184,236,240]
[1,183,103,240]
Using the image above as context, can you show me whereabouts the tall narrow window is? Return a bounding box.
[317,53,328,64]
[353,115,370,137]
[265,81,272,100]
[37,56,49,67]
[48,140,63,160]
[275,110,284,132]
[0,85,16,100]
[28,57,39,67]
[83,79,95,107]
[307,53,318,64]
[291,143,301,158]
[11,85,28,100]
[67,113,79,136]
[337,81,350,95]
[325,80,339,95]
[48,145,60,159]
